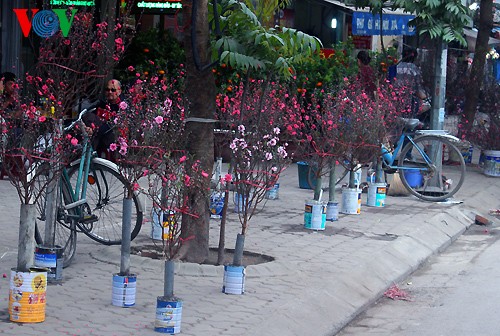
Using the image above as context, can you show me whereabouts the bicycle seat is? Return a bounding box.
[401,118,421,130]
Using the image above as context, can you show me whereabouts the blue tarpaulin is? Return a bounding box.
[352,12,416,36]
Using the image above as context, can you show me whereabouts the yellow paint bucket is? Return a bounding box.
[9,268,47,323]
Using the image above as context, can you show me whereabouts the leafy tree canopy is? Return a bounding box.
[209,0,322,79]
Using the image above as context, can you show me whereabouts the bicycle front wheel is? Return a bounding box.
[68,160,143,245]
[399,135,466,201]
[34,163,77,268]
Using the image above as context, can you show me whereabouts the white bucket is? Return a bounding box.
[326,202,339,221]
[341,188,361,215]
[154,297,182,334]
[222,265,245,295]
[366,183,387,207]
[304,201,326,230]
[265,183,280,200]
[483,150,500,177]
[112,274,136,307]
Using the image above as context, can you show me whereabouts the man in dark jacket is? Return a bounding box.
[84,79,123,160]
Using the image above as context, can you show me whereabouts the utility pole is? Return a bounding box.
[430,40,447,131]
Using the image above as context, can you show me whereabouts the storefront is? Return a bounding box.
[293,0,415,51]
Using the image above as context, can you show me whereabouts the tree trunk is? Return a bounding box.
[18,203,36,272]
[179,0,216,263]
[462,0,494,132]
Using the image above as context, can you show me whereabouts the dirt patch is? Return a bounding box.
[131,245,274,266]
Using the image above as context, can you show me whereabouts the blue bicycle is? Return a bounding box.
[33,109,144,267]
[381,118,466,201]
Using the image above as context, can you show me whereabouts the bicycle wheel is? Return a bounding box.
[34,164,77,268]
[399,135,466,201]
[67,160,143,245]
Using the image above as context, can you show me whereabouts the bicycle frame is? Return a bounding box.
[381,132,433,172]
[60,135,93,212]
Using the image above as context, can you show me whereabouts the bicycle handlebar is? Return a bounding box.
[64,108,96,133]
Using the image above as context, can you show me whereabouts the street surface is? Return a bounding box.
[0,163,498,335]
[338,222,500,336]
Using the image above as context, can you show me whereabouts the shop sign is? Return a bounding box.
[352,12,415,36]
[14,9,78,38]
[50,0,95,5]
[137,0,182,9]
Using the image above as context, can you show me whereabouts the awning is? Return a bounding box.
[464,28,500,51]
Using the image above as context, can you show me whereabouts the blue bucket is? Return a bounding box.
[297,162,316,189]
[404,170,423,188]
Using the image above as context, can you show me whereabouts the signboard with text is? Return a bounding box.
[352,12,415,36]
[136,0,181,11]
[50,0,95,6]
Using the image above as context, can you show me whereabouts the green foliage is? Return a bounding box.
[370,46,399,78]
[209,0,322,79]
[115,28,185,84]
[240,0,291,26]
[294,40,357,95]
[394,0,472,46]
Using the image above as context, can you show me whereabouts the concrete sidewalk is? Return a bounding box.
[0,163,498,336]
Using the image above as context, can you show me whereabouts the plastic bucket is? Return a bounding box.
[483,150,500,177]
[9,268,47,323]
[403,170,423,188]
[304,201,326,230]
[222,265,245,295]
[265,183,280,200]
[341,188,361,215]
[112,274,137,307]
[34,245,63,282]
[367,183,387,207]
[297,162,314,189]
[151,208,176,241]
[154,297,182,334]
[326,202,339,221]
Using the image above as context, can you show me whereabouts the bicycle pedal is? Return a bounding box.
[80,214,98,224]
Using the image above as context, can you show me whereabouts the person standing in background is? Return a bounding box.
[356,50,377,98]
[83,79,123,160]
[396,47,430,124]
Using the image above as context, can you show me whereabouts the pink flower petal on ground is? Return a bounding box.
[384,285,411,301]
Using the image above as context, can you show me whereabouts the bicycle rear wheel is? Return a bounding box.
[68,160,143,245]
[399,135,466,201]
[34,164,77,268]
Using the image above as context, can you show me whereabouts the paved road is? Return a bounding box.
[338,221,500,335]
[0,164,498,336]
